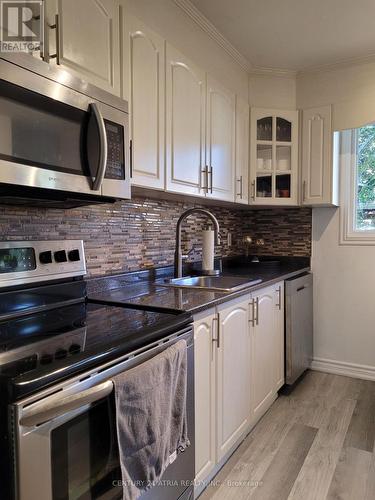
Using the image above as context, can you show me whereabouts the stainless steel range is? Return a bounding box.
[0,241,194,500]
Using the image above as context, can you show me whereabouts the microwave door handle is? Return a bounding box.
[89,103,108,191]
[19,380,113,427]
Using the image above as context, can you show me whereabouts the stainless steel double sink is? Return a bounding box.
[159,275,262,292]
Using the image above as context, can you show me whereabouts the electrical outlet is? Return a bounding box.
[227,232,232,247]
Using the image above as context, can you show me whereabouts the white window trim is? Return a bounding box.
[339,128,375,245]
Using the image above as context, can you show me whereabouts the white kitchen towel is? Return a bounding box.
[113,339,190,500]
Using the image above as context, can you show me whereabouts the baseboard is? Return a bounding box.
[311,357,375,381]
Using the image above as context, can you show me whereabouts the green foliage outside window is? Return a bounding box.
[356,125,375,229]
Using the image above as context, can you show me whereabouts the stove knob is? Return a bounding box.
[68,249,80,262]
[55,348,68,360]
[39,251,53,265]
[69,343,81,354]
[54,250,67,263]
[40,353,53,365]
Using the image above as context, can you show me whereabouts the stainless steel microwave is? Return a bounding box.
[0,55,130,204]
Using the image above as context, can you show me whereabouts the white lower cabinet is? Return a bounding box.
[194,282,284,487]
[250,282,284,422]
[275,282,285,390]
[216,296,251,460]
[194,310,216,483]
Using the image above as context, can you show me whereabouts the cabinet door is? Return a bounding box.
[206,75,235,202]
[166,44,206,196]
[46,0,121,95]
[123,14,164,189]
[250,284,278,422]
[274,281,285,390]
[235,96,250,204]
[301,105,338,206]
[194,310,216,483]
[216,296,251,461]
[250,108,298,206]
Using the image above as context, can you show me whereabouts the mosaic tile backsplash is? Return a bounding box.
[0,197,311,277]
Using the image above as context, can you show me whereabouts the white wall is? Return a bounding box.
[297,59,375,130]
[312,208,375,372]
[249,73,296,110]
[298,60,375,376]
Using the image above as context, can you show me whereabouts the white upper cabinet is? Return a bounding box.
[250,108,298,206]
[165,44,206,196]
[123,14,165,190]
[206,76,236,202]
[46,0,121,95]
[216,296,251,460]
[301,105,338,206]
[235,96,250,204]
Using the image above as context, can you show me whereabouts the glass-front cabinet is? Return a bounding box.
[250,108,299,205]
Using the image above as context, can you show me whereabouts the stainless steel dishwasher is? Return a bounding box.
[285,273,313,385]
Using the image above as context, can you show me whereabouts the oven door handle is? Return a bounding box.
[89,102,108,191]
[19,380,114,427]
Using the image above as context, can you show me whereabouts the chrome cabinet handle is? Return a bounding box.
[251,180,256,200]
[216,312,220,347]
[89,103,108,191]
[255,297,259,325]
[49,14,60,64]
[212,313,220,349]
[276,286,282,310]
[209,166,213,194]
[202,166,209,194]
[20,380,114,427]
[129,139,133,178]
[249,298,255,326]
[237,176,243,198]
[303,180,307,202]
[211,316,217,359]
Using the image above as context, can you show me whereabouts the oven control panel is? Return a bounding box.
[104,120,125,180]
[0,327,87,371]
[0,240,86,288]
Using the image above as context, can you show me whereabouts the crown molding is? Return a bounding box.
[173,0,252,73]
[174,0,375,80]
[250,66,298,78]
[297,52,375,77]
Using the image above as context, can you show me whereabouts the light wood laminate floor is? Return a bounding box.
[199,371,375,500]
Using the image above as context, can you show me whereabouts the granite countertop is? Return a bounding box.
[87,256,310,315]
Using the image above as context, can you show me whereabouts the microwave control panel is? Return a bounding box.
[104,120,125,181]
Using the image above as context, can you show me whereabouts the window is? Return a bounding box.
[340,125,375,244]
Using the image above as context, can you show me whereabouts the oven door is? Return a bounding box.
[12,329,194,500]
[0,59,130,200]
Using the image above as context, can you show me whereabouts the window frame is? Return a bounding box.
[340,127,375,245]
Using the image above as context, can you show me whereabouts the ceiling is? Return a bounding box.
[188,0,375,71]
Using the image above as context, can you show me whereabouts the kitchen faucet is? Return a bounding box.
[174,208,220,278]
